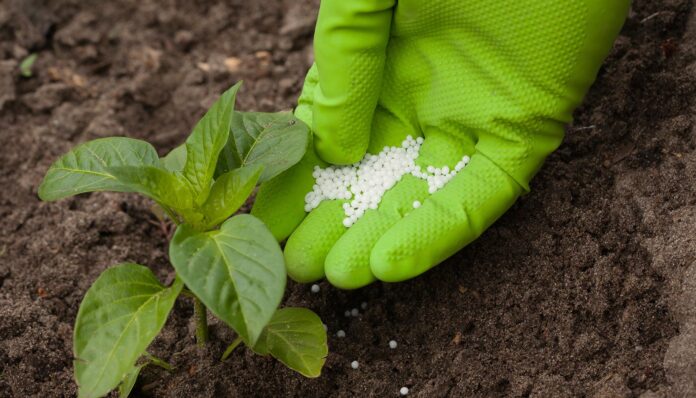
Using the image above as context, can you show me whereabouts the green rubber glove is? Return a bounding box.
[253,0,630,289]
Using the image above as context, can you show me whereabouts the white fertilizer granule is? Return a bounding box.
[304,136,470,227]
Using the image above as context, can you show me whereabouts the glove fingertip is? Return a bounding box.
[369,240,418,283]
[312,50,384,164]
[251,191,304,242]
[314,126,370,165]
[284,245,326,284]
[325,264,375,290]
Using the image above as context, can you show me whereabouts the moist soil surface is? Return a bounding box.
[1,0,696,397]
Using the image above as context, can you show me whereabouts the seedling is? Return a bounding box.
[39,82,328,398]
[19,53,37,78]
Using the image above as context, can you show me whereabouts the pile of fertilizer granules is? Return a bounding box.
[304,136,469,228]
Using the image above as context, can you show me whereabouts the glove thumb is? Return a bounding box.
[311,0,395,165]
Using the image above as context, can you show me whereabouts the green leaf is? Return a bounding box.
[107,166,193,211]
[118,364,145,398]
[217,112,309,182]
[20,53,37,78]
[197,164,263,230]
[73,264,183,398]
[183,83,241,204]
[169,214,286,345]
[38,137,160,201]
[161,145,187,172]
[252,308,328,378]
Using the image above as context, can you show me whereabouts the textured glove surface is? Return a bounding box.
[252,0,630,288]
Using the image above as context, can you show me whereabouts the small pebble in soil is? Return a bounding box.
[344,310,351,317]
[323,323,328,331]
[310,284,320,293]
[337,330,346,338]
[351,360,359,369]
[400,387,410,396]
[412,200,421,209]
[351,308,359,317]
[361,301,368,310]
[389,340,398,349]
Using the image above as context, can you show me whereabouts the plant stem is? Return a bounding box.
[180,287,196,299]
[145,352,174,371]
[221,336,244,361]
[193,296,209,347]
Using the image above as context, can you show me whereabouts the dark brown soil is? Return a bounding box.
[1,0,695,397]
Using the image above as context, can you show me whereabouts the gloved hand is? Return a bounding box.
[252,0,630,289]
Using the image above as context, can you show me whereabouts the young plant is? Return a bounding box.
[38,83,327,398]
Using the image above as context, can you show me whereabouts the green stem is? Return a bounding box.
[221,336,244,361]
[145,352,174,371]
[180,287,196,299]
[193,296,209,347]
